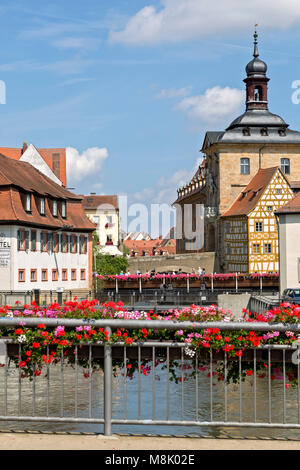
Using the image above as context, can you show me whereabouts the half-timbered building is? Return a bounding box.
[222,167,294,273]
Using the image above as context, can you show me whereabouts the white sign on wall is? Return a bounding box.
[0,232,10,267]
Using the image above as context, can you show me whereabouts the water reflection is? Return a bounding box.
[0,359,300,439]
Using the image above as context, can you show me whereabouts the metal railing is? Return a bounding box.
[1,317,300,435]
[95,288,279,308]
[247,294,281,315]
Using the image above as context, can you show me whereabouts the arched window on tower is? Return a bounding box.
[240,158,250,175]
[254,86,262,101]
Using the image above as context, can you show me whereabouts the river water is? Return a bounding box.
[0,359,300,439]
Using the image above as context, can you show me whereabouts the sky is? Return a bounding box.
[2,0,300,235]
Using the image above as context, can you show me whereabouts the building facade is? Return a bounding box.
[276,193,300,293]
[175,30,300,272]
[0,153,95,297]
[222,167,294,273]
[81,194,120,255]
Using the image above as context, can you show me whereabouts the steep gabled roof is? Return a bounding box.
[222,167,280,217]
[275,191,300,215]
[0,145,66,186]
[0,153,78,200]
[0,153,95,231]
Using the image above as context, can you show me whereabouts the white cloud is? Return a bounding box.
[155,86,192,100]
[131,157,203,207]
[176,85,244,124]
[109,0,300,45]
[52,37,101,51]
[66,146,108,183]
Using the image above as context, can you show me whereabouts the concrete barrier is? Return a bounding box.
[217,293,252,319]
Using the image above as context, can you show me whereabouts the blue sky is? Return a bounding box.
[2,1,300,234]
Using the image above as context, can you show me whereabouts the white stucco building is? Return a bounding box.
[0,152,95,300]
[276,193,300,294]
[81,194,121,255]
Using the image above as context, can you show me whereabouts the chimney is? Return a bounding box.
[21,142,28,154]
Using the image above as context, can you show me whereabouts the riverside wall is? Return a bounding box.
[128,252,216,274]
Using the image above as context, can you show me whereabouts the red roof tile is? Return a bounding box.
[0,153,95,231]
[222,167,279,217]
[81,195,119,210]
[275,191,300,214]
[0,145,67,186]
[124,239,176,257]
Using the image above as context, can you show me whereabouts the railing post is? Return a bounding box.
[104,326,112,436]
[260,276,262,294]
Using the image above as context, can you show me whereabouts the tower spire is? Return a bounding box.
[244,26,269,110]
[253,24,259,58]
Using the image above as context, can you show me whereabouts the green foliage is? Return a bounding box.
[95,253,129,275]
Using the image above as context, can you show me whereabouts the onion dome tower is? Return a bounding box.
[244,28,269,111]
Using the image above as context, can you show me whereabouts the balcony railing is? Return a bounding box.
[0,318,300,436]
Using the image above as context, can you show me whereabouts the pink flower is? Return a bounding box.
[54,326,65,337]
[175,329,184,336]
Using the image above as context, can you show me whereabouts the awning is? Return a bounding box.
[99,245,123,256]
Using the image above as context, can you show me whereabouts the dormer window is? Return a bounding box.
[25,194,31,213]
[242,127,250,136]
[61,201,66,218]
[52,200,57,217]
[40,197,45,215]
[278,128,286,137]
[260,127,268,136]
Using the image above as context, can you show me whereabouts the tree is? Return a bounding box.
[92,231,129,275]
[95,254,129,275]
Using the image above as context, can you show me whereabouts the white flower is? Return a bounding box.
[223,316,231,322]
[17,335,26,343]
[184,347,196,358]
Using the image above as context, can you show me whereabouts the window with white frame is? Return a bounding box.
[255,221,263,232]
[61,201,66,218]
[264,243,272,254]
[52,200,57,217]
[240,158,250,175]
[281,158,290,175]
[40,197,45,215]
[253,243,260,254]
[25,193,31,212]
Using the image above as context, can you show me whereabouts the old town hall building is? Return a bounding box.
[175,31,300,273]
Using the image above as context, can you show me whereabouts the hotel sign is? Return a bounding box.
[0,233,10,267]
